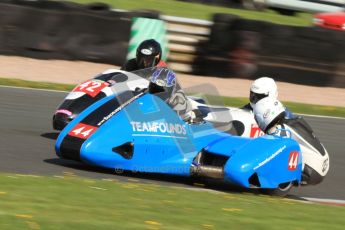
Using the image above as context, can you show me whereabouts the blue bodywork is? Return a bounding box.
[56,91,302,190]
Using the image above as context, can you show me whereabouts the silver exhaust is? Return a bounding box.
[190,165,224,179]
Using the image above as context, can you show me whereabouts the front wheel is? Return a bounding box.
[261,182,293,197]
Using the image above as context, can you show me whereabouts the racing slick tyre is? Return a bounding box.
[261,181,293,197]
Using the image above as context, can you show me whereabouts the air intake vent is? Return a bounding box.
[112,142,134,159]
[59,135,84,161]
[199,150,229,167]
[249,173,261,188]
[301,164,324,185]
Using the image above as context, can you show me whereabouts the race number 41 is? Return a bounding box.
[68,123,98,139]
[288,151,299,170]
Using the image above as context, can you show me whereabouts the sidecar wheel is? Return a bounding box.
[261,182,293,197]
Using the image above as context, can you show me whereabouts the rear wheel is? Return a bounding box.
[261,182,293,197]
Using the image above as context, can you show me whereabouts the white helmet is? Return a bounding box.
[253,97,285,133]
[250,77,278,107]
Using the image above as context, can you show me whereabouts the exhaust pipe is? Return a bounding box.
[191,165,224,179]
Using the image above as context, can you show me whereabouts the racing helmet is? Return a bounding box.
[148,68,176,100]
[250,77,278,107]
[136,39,162,69]
[253,97,285,133]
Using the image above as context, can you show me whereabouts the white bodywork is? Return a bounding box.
[285,125,329,178]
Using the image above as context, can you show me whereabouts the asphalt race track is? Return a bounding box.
[0,86,344,201]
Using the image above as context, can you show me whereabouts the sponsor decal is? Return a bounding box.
[55,109,72,116]
[130,121,187,135]
[251,85,259,91]
[68,123,98,139]
[97,93,143,127]
[250,123,264,138]
[254,145,286,170]
[322,158,329,173]
[288,151,299,171]
[131,165,190,174]
[263,109,270,119]
[73,80,109,97]
[141,48,152,55]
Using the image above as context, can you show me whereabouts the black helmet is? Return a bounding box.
[136,39,162,69]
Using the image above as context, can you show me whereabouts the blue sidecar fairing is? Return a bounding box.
[55,81,302,191]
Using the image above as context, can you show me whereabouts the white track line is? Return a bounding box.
[174,185,345,206]
[298,113,345,120]
[302,197,345,206]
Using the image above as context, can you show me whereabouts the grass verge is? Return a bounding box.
[1,77,344,118]
[0,78,75,92]
[0,173,344,230]
[73,0,313,26]
[220,96,345,118]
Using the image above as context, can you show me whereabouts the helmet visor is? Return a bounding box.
[138,55,160,68]
[250,91,268,104]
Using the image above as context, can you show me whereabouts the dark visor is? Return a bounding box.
[250,91,268,104]
[140,56,159,68]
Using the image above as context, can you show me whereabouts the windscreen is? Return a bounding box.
[285,116,326,156]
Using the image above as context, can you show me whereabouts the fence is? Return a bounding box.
[162,14,345,88]
[1,0,344,88]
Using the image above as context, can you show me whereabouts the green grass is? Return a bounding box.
[73,0,313,26]
[1,77,344,118]
[0,173,344,230]
[220,96,345,118]
[0,78,75,92]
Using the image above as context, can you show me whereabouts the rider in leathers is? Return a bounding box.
[121,39,167,71]
[242,76,294,119]
[147,68,194,123]
[252,97,330,185]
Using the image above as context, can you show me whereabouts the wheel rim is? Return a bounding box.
[278,182,293,191]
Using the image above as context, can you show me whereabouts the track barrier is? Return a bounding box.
[0,1,344,87]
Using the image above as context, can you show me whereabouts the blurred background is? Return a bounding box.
[1,2,345,228]
[0,0,344,88]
